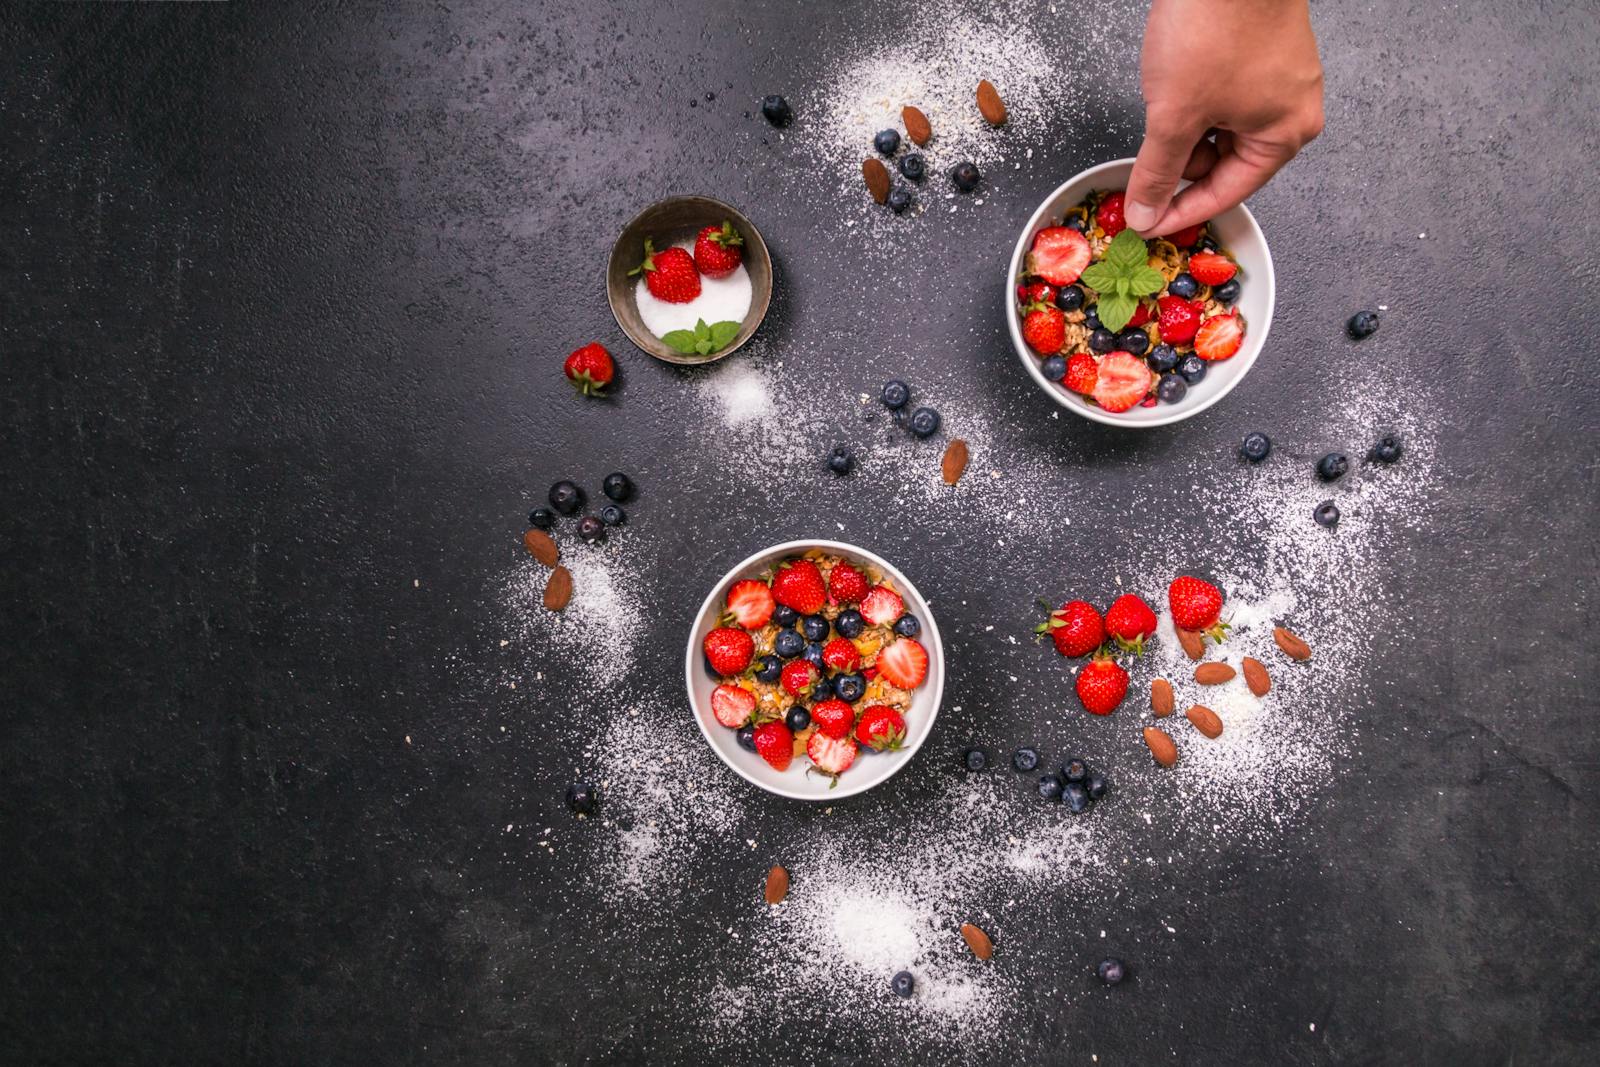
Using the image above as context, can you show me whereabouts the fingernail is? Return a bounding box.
[1124,200,1158,232]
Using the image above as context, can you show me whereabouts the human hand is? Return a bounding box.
[1124,0,1325,236]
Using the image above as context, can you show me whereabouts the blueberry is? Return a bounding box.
[754,654,782,684]
[528,507,556,530]
[1240,432,1271,462]
[1084,306,1101,330]
[703,654,722,681]
[803,642,825,669]
[874,128,901,155]
[577,515,606,543]
[549,480,584,515]
[950,161,981,192]
[602,472,634,501]
[1197,235,1218,252]
[1061,758,1088,783]
[1097,957,1127,985]
[887,188,913,214]
[736,724,757,751]
[1041,355,1067,382]
[1146,344,1178,374]
[828,444,856,475]
[964,748,988,771]
[881,379,910,410]
[1177,355,1207,384]
[801,615,831,642]
[908,407,941,438]
[600,504,626,526]
[834,673,866,703]
[898,154,925,181]
[811,675,834,701]
[1084,770,1109,800]
[775,630,805,659]
[1055,285,1085,312]
[761,95,792,127]
[565,782,599,815]
[1065,214,1088,233]
[1370,433,1403,464]
[893,614,921,638]
[773,605,799,629]
[835,609,865,638]
[1038,774,1065,801]
[1214,278,1241,304]
[1115,329,1149,355]
[1012,748,1039,772]
[785,705,811,732]
[891,971,915,998]
[1314,500,1341,528]
[1316,452,1349,481]
[1156,374,1187,404]
[1063,781,1091,813]
[1088,328,1116,353]
[1347,310,1380,339]
[1167,273,1199,300]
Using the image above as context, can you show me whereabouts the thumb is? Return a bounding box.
[1125,110,1203,234]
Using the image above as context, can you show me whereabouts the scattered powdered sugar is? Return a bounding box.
[498,540,647,687]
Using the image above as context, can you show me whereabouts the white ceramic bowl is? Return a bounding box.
[684,540,944,801]
[1005,157,1276,428]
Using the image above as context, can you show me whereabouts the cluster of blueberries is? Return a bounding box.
[964,747,1111,814]
[530,472,634,544]
[1237,428,1404,529]
[826,379,943,476]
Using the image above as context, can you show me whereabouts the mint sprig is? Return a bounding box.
[1079,228,1165,332]
[661,318,742,356]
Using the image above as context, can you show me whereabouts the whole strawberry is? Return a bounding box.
[1036,599,1104,657]
[693,221,744,279]
[822,637,861,673]
[1063,352,1098,395]
[563,342,614,396]
[773,558,827,615]
[780,659,819,697]
[854,705,907,751]
[1076,656,1129,716]
[1104,594,1157,654]
[1096,191,1127,237]
[811,698,855,739]
[1156,295,1203,345]
[828,561,870,605]
[631,238,701,303]
[1022,304,1066,355]
[703,627,754,676]
[753,721,793,771]
[1168,575,1229,640]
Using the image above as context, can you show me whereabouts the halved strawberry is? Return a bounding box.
[1026,227,1091,286]
[1157,295,1203,345]
[1097,191,1127,236]
[753,721,793,771]
[1063,352,1098,395]
[780,659,818,697]
[876,637,928,690]
[806,732,858,776]
[1187,251,1237,287]
[1194,311,1245,361]
[822,637,861,673]
[1162,223,1204,247]
[1091,352,1153,413]
[772,558,826,615]
[828,561,870,605]
[811,698,855,739]
[724,579,775,629]
[859,585,903,627]
[710,683,756,728]
[854,705,906,751]
[1022,306,1066,355]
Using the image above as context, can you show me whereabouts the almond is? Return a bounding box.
[976,79,1007,125]
[941,438,970,485]
[1194,662,1236,685]
[543,565,573,611]
[1185,704,1224,739]
[1242,657,1271,697]
[764,865,789,905]
[1150,678,1175,718]
[1143,727,1178,768]
[902,105,932,145]
[862,158,890,204]
[522,528,559,567]
[1176,627,1205,660]
[1274,626,1312,661]
[960,922,994,960]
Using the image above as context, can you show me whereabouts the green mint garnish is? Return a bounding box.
[660,318,744,356]
[1078,228,1165,333]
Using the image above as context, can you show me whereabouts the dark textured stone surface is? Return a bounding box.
[3,2,1598,1064]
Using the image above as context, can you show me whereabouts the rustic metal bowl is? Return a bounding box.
[606,195,773,365]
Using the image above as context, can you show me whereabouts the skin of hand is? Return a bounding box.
[1124,0,1325,236]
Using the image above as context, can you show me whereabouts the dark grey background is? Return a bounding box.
[3,1,1597,1064]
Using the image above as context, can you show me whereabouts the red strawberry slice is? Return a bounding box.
[811,698,855,739]
[780,659,818,697]
[1194,311,1245,361]
[772,558,826,615]
[1091,352,1153,413]
[854,705,907,751]
[1162,223,1204,247]
[703,627,755,676]
[753,721,793,771]
[876,637,928,690]
[710,684,756,728]
[1063,353,1098,395]
[1128,300,1153,328]
[1157,295,1203,345]
[859,585,903,627]
[806,732,858,776]
[1026,227,1091,286]
[725,579,775,629]
[828,562,870,605]
[1187,251,1237,287]
[1097,191,1127,236]
[822,637,861,673]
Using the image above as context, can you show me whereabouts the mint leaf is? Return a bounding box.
[694,318,711,341]
[1115,276,1134,297]
[695,339,715,355]
[1098,292,1137,333]
[1080,261,1118,294]
[661,329,699,354]
[1104,228,1149,269]
[1129,266,1167,296]
[709,320,741,347]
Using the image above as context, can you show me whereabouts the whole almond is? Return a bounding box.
[960,922,994,960]
[1150,678,1175,718]
[862,158,890,204]
[764,865,789,905]
[976,79,1007,125]
[1185,704,1224,739]
[902,105,932,145]
[1274,626,1312,661]
[941,438,970,485]
[522,528,559,567]
[543,565,573,611]
[1176,627,1205,660]
[1143,727,1178,768]
[1242,657,1271,697]
[1194,662,1236,685]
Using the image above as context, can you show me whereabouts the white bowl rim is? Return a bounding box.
[1005,157,1276,428]
[682,538,945,801]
